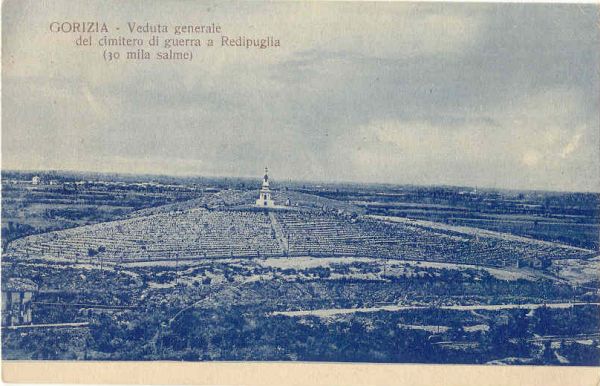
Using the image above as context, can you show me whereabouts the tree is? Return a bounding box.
[531,306,552,336]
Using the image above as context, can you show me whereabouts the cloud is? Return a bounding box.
[2,1,598,192]
[560,133,583,159]
[330,87,599,191]
[521,150,541,167]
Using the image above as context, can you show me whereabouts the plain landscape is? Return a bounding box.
[2,170,599,365]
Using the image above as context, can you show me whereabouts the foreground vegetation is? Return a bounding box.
[2,257,599,365]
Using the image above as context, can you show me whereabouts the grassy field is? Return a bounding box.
[1,179,200,249]
[311,187,600,250]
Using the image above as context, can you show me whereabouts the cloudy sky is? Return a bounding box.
[2,1,599,191]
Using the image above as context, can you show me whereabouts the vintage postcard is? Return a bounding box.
[1,0,599,384]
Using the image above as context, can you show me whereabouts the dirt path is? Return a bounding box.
[272,302,600,318]
[268,212,288,253]
[4,322,90,329]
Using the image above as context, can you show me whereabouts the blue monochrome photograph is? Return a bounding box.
[1,0,599,366]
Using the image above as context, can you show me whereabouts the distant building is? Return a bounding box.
[1,278,38,326]
[255,167,275,207]
[31,176,41,185]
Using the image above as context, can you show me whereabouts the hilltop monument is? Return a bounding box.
[255,167,275,207]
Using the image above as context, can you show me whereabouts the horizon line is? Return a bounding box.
[2,167,599,195]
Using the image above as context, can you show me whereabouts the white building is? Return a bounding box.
[255,167,275,207]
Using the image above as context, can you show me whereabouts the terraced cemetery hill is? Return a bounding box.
[4,189,595,267]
